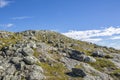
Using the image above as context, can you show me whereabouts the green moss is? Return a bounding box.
[89,58,116,71]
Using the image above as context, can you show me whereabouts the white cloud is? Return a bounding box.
[63,27,120,40]
[0,23,14,28]
[62,26,120,48]
[11,16,33,20]
[110,36,120,40]
[82,38,103,43]
[6,23,14,27]
[0,0,11,8]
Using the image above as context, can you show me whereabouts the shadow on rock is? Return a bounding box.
[66,68,86,78]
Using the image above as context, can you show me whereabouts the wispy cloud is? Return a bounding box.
[63,27,120,49]
[110,36,120,40]
[0,23,14,28]
[82,38,103,43]
[63,27,120,41]
[0,0,12,8]
[11,16,33,20]
[63,27,120,40]
[6,23,14,27]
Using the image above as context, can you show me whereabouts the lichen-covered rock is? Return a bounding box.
[28,71,45,80]
[10,57,22,64]
[23,56,38,65]
[5,65,16,75]
[84,56,96,62]
[22,47,34,56]
[28,65,45,80]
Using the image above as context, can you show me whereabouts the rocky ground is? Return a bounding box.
[0,30,120,80]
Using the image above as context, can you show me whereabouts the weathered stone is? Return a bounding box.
[10,57,22,64]
[92,51,106,57]
[6,65,16,75]
[72,68,86,77]
[0,66,5,73]
[2,75,12,80]
[23,56,38,65]
[27,41,37,48]
[31,65,44,73]
[28,71,45,80]
[70,51,85,61]
[28,65,45,80]
[84,56,96,62]
[22,47,34,56]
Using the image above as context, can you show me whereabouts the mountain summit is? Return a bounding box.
[0,30,120,80]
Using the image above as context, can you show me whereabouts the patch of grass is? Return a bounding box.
[89,58,116,71]
[75,64,83,69]
[104,54,113,59]
[110,69,120,75]
[33,48,40,58]
[36,62,68,80]
[0,33,22,50]
[84,50,92,56]
[110,69,120,80]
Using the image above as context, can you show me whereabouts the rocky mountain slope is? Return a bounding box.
[0,30,120,80]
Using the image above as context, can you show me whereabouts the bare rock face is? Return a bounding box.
[0,30,120,80]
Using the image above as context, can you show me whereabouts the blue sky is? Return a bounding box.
[1,0,120,49]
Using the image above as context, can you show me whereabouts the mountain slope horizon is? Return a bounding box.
[0,30,120,80]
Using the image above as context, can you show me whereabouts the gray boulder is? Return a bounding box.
[27,41,37,48]
[92,51,106,57]
[72,68,86,77]
[23,56,38,65]
[22,47,34,56]
[70,51,85,61]
[0,66,5,74]
[31,65,44,73]
[84,56,96,62]
[28,65,45,80]
[6,65,16,75]
[28,71,45,80]
[10,57,22,64]
[2,75,12,80]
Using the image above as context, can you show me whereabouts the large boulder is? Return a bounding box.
[10,57,22,65]
[22,47,34,56]
[70,51,96,62]
[28,71,45,80]
[27,41,37,49]
[92,51,106,57]
[69,50,85,61]
[5,65,16,75]
[84,56,96,62]
[72,68,86,77]
[23,56,38,65]
[28,65,45,80]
